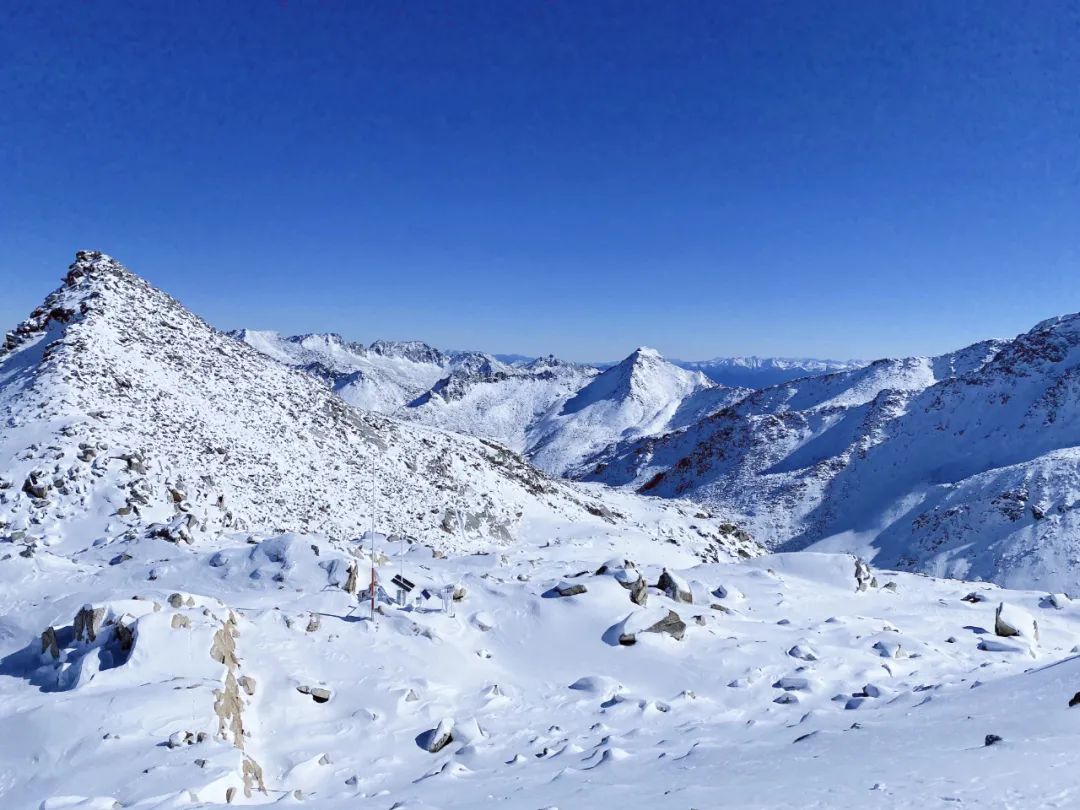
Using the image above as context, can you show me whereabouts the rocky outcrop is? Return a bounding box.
[207,611,267,800]
[73,605,105,643]
[854,557,873,592]
[40,626,59,660]
[242,756,266,799]
[211,616,244,748]
[343,560,359,594]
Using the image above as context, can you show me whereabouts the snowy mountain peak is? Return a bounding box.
[5,250,149,355]
[66,249,138,286]
[627,346,662,361]
[522,346,741,476]
[1030,312,1080,335]
[591,346,712,403]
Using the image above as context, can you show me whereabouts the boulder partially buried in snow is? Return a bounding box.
[297,684,332,704]
[871,638,908,659]
[422,718,455,753]
[995,602,1039,643]
[615,608,686,645]
[568,675,624,698]
[596,558,640,582]
[554,581,587,597]
[787,643,819,662]
[599,559,647,604]
[656,569,692,603]
[854,557,873,592]
[1045,593,1071,610]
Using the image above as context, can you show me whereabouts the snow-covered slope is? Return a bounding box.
[584,325,1080,591]
[526,347,748,476]
[674,355,865,388]
[0,252,758,559]
[404,355,598,453]
[228,330,461,413]
[4,519,1078,808]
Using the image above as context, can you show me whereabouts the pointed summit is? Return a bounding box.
[65,250,134,283]
[524,345,726,476]
[3,251,191,359]
[627,346,662,360]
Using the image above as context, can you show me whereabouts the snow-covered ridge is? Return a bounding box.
[0,251,758,559]
[584,322,1080,591]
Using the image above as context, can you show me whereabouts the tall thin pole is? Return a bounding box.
[370,452,376,621]
[457,485,467,547]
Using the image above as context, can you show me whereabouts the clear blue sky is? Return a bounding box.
[3,1,1079,362]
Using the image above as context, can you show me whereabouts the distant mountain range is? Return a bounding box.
[671,356,864,388]
[235,314,1080,592]
[583,326,1080,591]
[232,332,753,476]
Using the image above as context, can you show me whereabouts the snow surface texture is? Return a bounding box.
[0,252,757,559]
[236,332,749,476]
[4,527,1080,808]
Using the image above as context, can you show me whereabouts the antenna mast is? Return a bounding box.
[370,451,377,622]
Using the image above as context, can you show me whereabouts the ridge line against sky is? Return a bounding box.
[2,0,1078,362]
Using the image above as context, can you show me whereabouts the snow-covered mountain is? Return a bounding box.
[405,355,598,453]
[673,355,865,388]
[583,326,1080,591]
[526,347,748,476]
[0,252,758,558]
[228,329,473,413]
[236,333,750,474]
